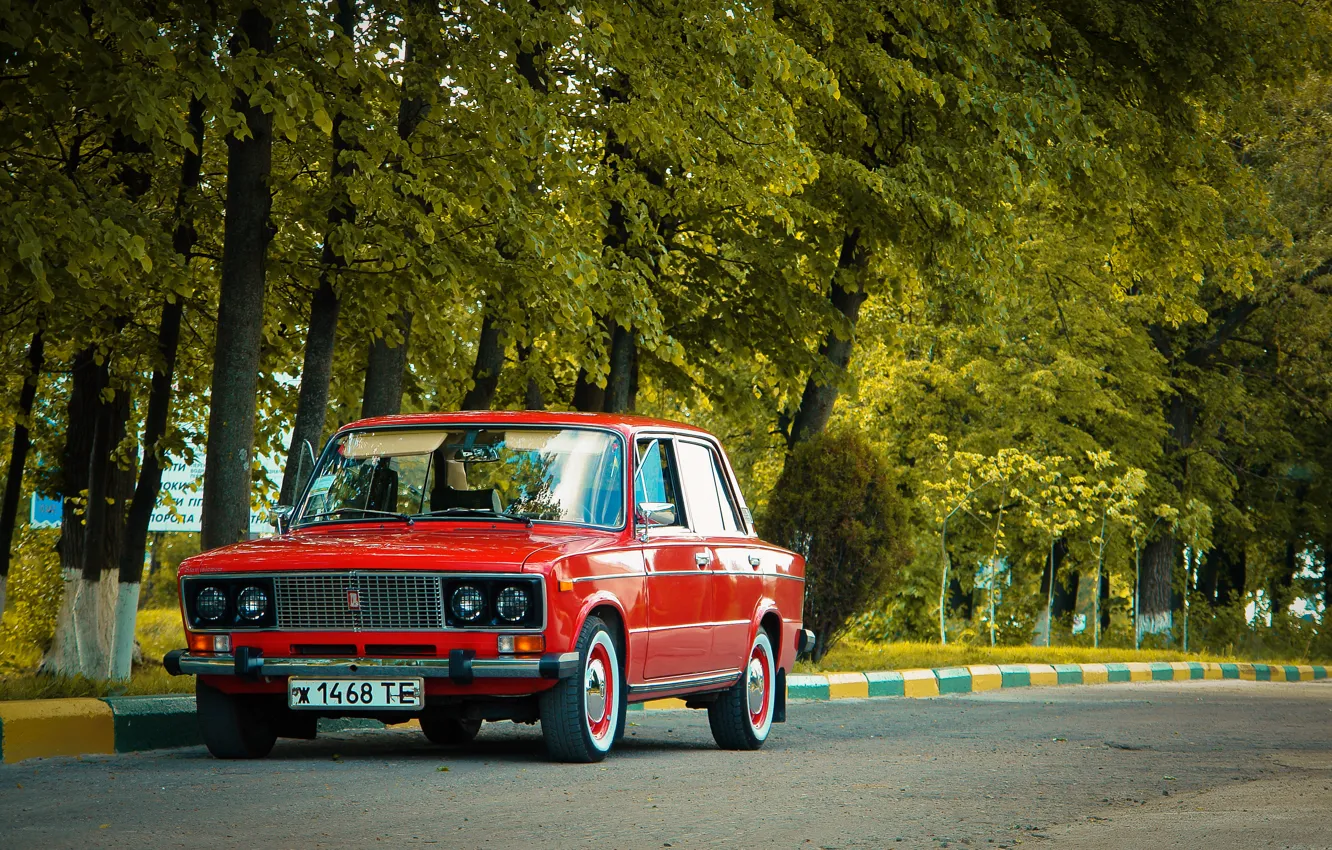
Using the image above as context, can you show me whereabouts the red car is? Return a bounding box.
[166,412,813,762]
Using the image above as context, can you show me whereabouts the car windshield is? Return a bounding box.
[295,427,626,529]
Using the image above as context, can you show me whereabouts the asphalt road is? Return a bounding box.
[2,679,1330,849]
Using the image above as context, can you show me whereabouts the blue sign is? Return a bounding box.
[30,493,61,528]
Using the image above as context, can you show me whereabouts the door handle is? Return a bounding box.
[748,554,761,569]
[694,551,713,568]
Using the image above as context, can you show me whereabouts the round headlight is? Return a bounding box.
[236,586,269,621]
[495,586,530,623]
[451,585,485,622]
[196,586,227,622]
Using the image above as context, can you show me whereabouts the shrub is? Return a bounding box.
[761,428,912,661]
[1,526,61,649]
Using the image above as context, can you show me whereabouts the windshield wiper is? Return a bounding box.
[300,508,415,525]
[417,507,532,527]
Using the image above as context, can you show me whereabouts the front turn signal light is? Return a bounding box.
[187,633,231,653]
[498,635,545,654]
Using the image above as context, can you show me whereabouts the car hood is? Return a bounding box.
[178,524,618,576]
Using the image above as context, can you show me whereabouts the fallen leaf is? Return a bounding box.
[437,766,449,772]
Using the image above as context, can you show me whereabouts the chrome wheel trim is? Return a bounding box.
[745,632,775,741]
[582,630,619,751]
[746,655,766,715]
[585,658,608,722]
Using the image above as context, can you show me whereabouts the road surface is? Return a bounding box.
[2,679,1329,848]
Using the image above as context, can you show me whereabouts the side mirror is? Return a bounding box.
[271,505,295,535]
[636,502,677,528]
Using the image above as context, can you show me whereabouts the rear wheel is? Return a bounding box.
[196,679,277,760]
[420,715,482,746]
[708,630,775,750]
[540,615,622,762]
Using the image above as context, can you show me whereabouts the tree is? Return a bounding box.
[200,5,277,551]
[762,428,911,661]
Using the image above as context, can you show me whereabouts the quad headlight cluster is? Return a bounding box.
[444,577,542,629]
[182,577,277,630]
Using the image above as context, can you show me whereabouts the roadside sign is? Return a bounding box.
[29,450,284,534]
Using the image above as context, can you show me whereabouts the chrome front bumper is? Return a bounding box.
[165,648,580,683]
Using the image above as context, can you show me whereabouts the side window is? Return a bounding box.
[676,441,730,535]
[635,439,683,526]
[710,452,743,534]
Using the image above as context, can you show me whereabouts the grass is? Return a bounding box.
[794,639,1329,674]
[0,608,194,701]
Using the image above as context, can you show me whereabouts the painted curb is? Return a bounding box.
[0,698,114,764]
[0,663,1326,763]
[785,662,1329,704]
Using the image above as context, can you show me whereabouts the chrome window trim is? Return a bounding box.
[291,423,630,532]
[180,571,547,634]
[629,669,742,695]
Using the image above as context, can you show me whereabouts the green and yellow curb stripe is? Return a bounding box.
[0,698,115,764]
[0,696,204,764]
[783,662,1329,703]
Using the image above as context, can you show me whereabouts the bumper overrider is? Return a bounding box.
[164,648,580,684]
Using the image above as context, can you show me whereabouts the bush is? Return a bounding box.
[761,428,912,661]
[1,526,61,649]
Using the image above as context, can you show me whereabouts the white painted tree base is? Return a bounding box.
[43,571,129,680]
[109,582,141,681]
[1138,611,1173,642]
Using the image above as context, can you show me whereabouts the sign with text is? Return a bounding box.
[30,451,284,534]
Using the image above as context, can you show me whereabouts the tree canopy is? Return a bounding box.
[3,0,1332,676]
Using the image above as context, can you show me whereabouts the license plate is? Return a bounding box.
[287,678,424,710]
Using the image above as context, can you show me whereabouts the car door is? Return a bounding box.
[637,437,716,681]
[675,439,755,669]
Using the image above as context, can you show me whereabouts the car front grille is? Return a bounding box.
[274,573,446,631]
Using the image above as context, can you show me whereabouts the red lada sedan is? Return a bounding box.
[166,412,813,762]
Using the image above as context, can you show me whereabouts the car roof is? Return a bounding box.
[340,410,715,439]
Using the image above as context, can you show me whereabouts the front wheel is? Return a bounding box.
[196,679,277,759]
[540,615,622,762]
[708,630,775,750]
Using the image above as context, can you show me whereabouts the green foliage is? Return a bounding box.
[1,528,60,649]
[138,533,200,610]
[762,428,912,660]
[0,0,1330,687]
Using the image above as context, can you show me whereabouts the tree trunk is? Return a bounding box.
[279,0,360,504]
[786,230,866,448]
[112,95,205,679]
[77,383,132,678]
[460,311,503,410]
[361,310,412,418]
[1270,540,1300,618]
[1049,539,1076,619]
[517,343,545,410]
[354,2,431,422]
[1139,534,1177,638]
[42,349,101,674]
[571,368,605,412]
[1099,570,1111,633]
[1034,538,1068,646]
[200,7,275,552]
[947,576,973,620]
[604,321,636,413]
[0,327,45,617]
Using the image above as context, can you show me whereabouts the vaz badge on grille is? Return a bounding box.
[346,588,362,611]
